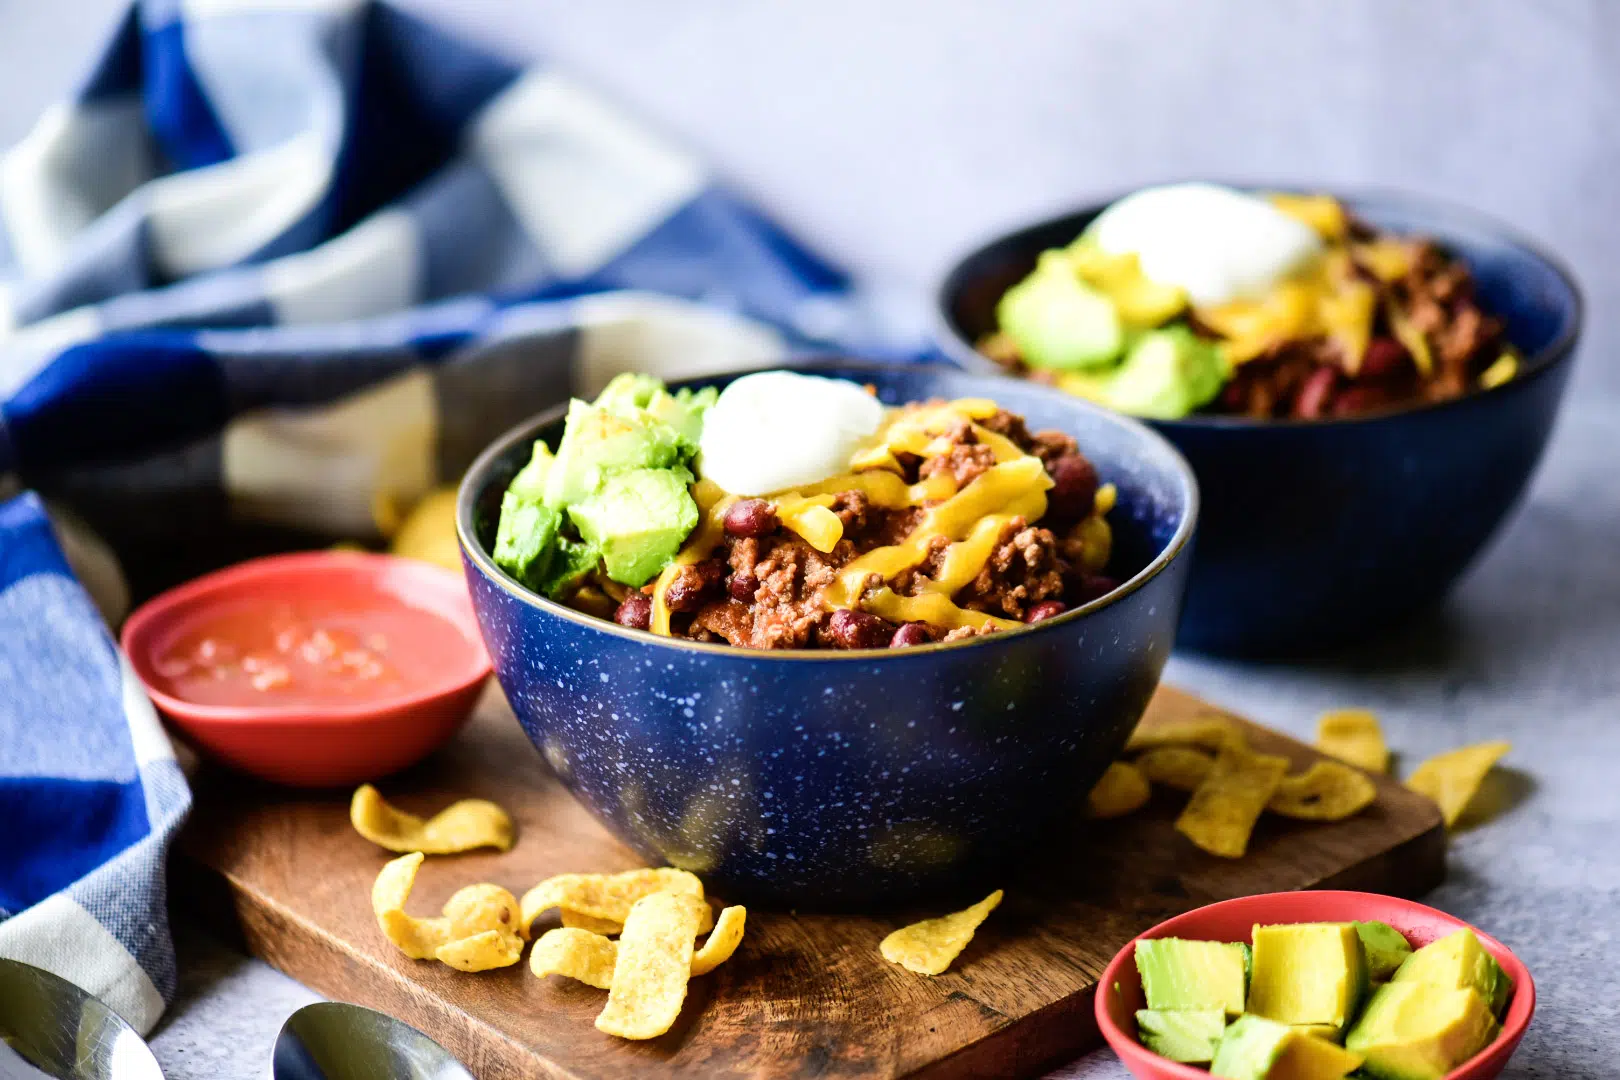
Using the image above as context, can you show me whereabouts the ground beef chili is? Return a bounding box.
[609,408,1118,651]
[981,215,1513,420]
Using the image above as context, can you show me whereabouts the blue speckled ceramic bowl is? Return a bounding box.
[457,361,1197,907]
[934,188,1583,656]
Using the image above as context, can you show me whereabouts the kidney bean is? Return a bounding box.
[1359,336,1410,379]
[728,570,759,602]
[1026,600,1067,623]
[723,499,778,538]
[890,622,932,648]
[1045,454,1099,522]
[1331,385,1393,418]
[1291,366,1339,420]
[614,593,652,630]
[1072,574,1119,604]
[823,608,894,649]
[664,559,725,612]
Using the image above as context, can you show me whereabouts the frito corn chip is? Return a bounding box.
[690,906,747,976]
[1086,762,1152,818]
[372,853,452,959]
[389,488,461,572]
[595,892,707,1040]
[1126,712,1237,753]
[531,927,619,989]
[1407,741,1511,826]
[520,867,703,935]
[442,883,522,939]
[1316,710,1389,773]
[1267,761,1378,821]
[436,928,525,972]
[880,889,1003,976]
[1176,742,1290,858]
[1135,746,1215,791]
[561,909,623,935]
[370,853,524,966]
[351,785,514,855]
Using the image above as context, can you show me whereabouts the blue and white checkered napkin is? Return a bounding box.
[0,493,190,1034]
[0,0,919,1032]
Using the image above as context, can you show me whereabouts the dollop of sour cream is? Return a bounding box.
[1090,182,1324,307]
[698,371,885,496]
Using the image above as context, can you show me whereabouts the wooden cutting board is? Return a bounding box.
[175,684,1445,1080]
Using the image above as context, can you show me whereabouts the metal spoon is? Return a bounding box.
[0,959,164,1080]
[271,1003,472,1080]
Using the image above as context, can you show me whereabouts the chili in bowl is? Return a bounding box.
[936,186,1581,655]
[457,360,1198,906]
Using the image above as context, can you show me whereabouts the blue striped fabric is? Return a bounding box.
[0,0,927,1031]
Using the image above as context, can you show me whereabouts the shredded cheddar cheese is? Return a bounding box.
[654,398,1102,639]
[650,480,734,635]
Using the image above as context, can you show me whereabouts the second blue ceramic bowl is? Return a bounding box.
[935,188,1582,656]
[458,361,1197,907]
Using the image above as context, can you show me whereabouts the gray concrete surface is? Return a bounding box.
[1,4,1616,1077]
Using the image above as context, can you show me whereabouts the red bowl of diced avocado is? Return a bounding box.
[1095,891,1534,1080]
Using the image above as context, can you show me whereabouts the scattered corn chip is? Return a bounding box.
[1126,712,1237,754]
[1316,710,1389,774]
[436,928,524,972]
[531,927,619,989]
[1176,742,1290,858]
[1135,746,1215,791]
[1267,761,1378,821]
[1086,762,1152,818]
[372,853,452,959]
[561,909,623,935]
[442,883,522,939]
[880,889,1003,976]
[520,868,703,935]
[595,892,707,1040]
[350,785,514,855]
[690,906,747,976]
[1407,742,1512,826]
[389,487,461,572]
[370,853,523,967]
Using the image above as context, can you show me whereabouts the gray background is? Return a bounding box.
[2,3,1616,1078]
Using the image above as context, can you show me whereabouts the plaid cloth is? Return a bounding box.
[0,0,918,1032]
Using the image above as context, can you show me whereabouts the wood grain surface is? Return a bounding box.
[175,684,1446,1080]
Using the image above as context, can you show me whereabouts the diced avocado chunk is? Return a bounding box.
[535,536,601,600]
[1290,1024,1344,1045]
[594,372,664,414]
[508,441,554,502]
[543,400,686,509]
[1247,923,1368,1035]
[567,467,699,587]
[592,374,716,449]
[1356,921,1415,983]
[492,493,562,589]
[646,386,718,448]
[1136,1008,1225,1064]
[1211,1014,1364,1080]
[1345,983,1499,1080]
[1390,929,1513,1019]
[997,250,1125,371]
[1102,324,1226,419]
[1135,938,1250,1017]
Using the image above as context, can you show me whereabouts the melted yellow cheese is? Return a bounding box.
[652,398,1086,639]
[1199,250,1376,368]
[824,456,1051,609]
[863,589,1021,632]
[772,493,843,552]
[650,479,734,636]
